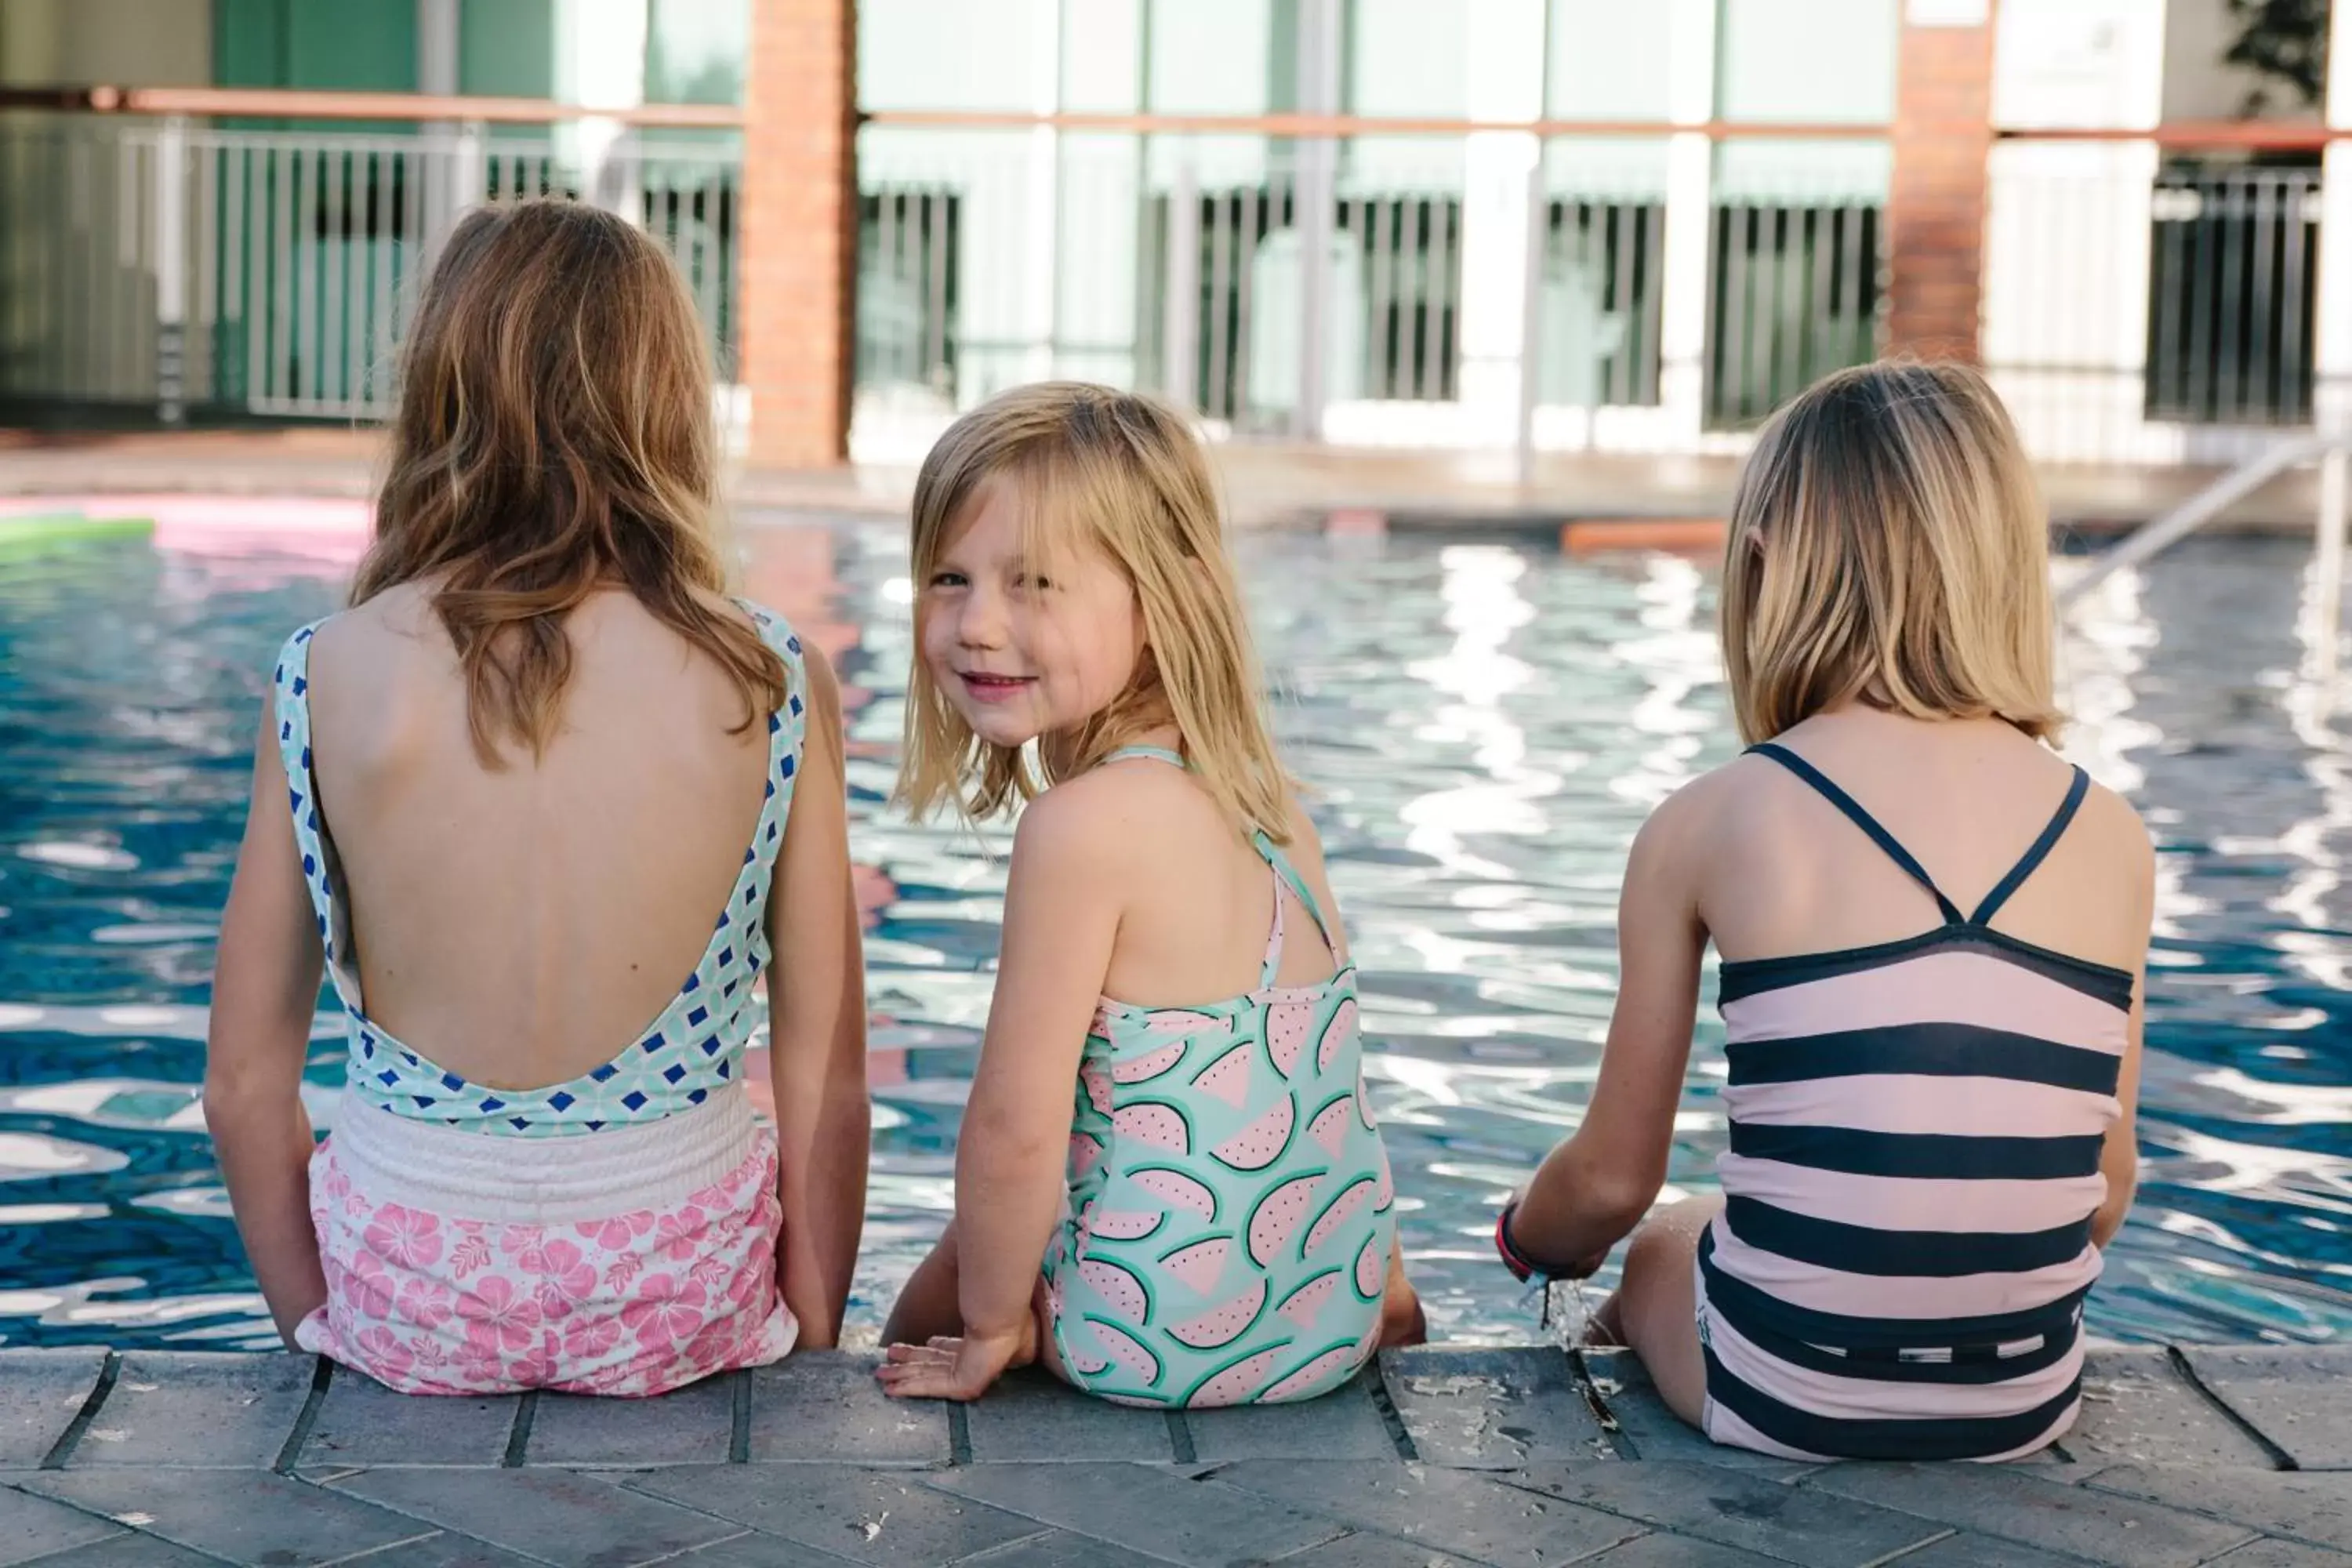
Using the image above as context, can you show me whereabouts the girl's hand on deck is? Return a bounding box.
[874,1328,1030,1402]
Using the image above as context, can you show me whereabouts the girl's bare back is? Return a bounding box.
[1693,706,2151,971]
[306,583,775,1091]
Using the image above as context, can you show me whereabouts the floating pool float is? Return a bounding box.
[0,512,157,550]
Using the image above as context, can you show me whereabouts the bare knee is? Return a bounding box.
[1621,1196,1716,1304]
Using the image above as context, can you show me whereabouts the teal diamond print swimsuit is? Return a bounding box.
[1041,746,1397,1406]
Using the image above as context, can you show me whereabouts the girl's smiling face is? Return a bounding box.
[918,478,1148,754]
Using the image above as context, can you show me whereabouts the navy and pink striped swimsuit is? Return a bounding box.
[1695,743,2133,1462]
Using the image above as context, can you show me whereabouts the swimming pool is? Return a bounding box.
[0,519,2346,1349]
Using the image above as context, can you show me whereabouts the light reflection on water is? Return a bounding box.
[0,524,2345,1351]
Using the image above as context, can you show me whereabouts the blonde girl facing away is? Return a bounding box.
[1495,362,2154,1461]
[877,383,1424,1407]
[205,200,870,1395]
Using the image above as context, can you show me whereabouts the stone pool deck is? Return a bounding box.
[1,1344,2348,1567]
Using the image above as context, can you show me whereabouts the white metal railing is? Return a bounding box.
[0,113,738,423]
[7,108,2350,475]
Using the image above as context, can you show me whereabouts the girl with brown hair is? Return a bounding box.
[205,201,870,1395]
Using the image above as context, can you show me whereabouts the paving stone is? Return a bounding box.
[2183,1347,2352,1470]
[920,1532,1185,1567]
[331,1466,741,1568]
[2048,1348,2275,1473]
[745,1352,948,1466]
[962,1369,1174,1463]
[1836,1535,2072,1567]
[659,1531,858,1568]
[1210,1459,1642,1566]
[71,1352,316,1468]
[1578,1534,1785,1566]
[527,1374,735,1467]
[628,1464,1043,1567]
[0,1484,126,1566]
[299,1373,519,1468]
[2088,1465,2352,1551]
[331,1532,565,1567]
[1577,1351,1802,1475]
[0,1349,107,1468]
[1804,1461,2260,1567]
[22,1467,435,1566]
[1182,1374,1396,1462]
[1504,1458,1948,1565]
[1378,1347,1615,1469]
[2210,1542,2352,1567]
[925,1461,1348,1567]
[1268,1532,1488,1567]
[13,1536,227,1568]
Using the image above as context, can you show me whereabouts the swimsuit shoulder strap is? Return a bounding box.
[1102,744,1189,769]
[1748,742,1968,927]
[1968,765,2092,927]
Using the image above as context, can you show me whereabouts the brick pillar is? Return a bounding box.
[1886,5,1996,361]
[741,0,857,467]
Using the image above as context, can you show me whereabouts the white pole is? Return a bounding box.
[1655,0,1718,450]
[2317,0,2352,443]
[154,115,188,424]
[1023,0,1063,383]
[1515,154,1546,488]
[1290,0,1341,441]
[2318,445,2349,700]
[1164,158,1201,408]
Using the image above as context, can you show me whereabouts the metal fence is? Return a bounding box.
[857,184,959,400]
[1132,175,1468,429]
[1541,194,1666,410]
[2144,161,2322,427]
[0,113,739,423]
[1704,198,1881,428]
[4,107,2343,466]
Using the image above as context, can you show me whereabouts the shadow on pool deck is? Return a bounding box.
[2,1341,2347,1566]
[0,427,2340,542]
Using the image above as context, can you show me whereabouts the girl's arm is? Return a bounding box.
[2092,812,2156,1250]
[2091,988,2145,1250]
[878,782,1125,1400]
[765,646,871,1348]
[1506,788,1709,1274]
[204,702,329,1346]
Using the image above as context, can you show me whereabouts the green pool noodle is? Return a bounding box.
[0,514,158,550]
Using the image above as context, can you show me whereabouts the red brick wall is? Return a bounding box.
[741,0,857,468]
[1887,11,1996,361]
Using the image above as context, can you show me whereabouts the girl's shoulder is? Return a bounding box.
[2045,764,2156,882]
[285,583,443,661]
[1011,753,1228,891]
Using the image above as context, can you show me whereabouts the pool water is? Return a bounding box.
[0,522,2347,1351]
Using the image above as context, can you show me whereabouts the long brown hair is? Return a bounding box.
[894,383,1294,839]
[1721,361,2063,746]
[354,199,784,763]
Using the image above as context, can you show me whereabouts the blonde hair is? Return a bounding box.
[894,382,1293,838]
[357,199,784,765]
[1720,361,2063,746]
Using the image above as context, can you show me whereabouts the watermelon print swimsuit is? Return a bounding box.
[1040,746,1397,1407]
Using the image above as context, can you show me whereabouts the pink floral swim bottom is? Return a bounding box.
[296,1097,797,1396]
